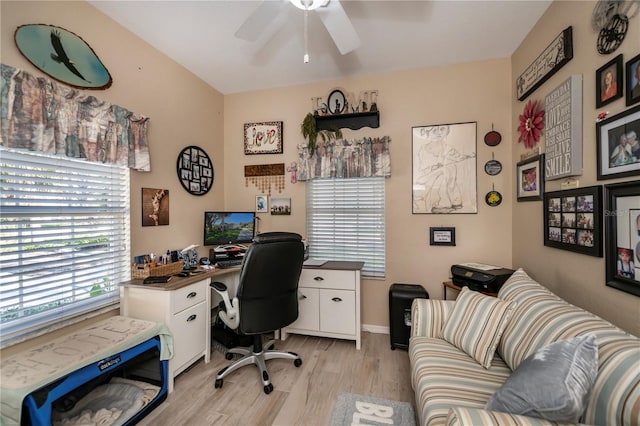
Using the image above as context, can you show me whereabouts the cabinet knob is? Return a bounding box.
[331,297,342,302]
[314,276,324,281]
[299,294,307,300]
[187,292,197,299]
[187,314,197,322]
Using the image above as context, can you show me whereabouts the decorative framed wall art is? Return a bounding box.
[244,121,283,155]
[430,227,456,246]
[270,197,291,215]
[516,154,544,201]
[604,181,640,296]
[176,146,214,195]
[596,54,623,108]
[544,75,583,181]
[14,24,112,89]
[516,26,573,101]
[256,195,268,213]
[596,105,640,180]
[626,54,640,107]
[543,186,602,257]
[412,122,477,214]
[244,163,285,195]
[142,188,169,226]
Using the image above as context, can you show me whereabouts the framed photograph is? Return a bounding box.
[142,188,169,226]
[625,53,640,107]
[596,105,640,180]
[543,186,602,257]
[516,154,544,201]
[596,54,623,108]
[243,121,283,155]
[604,181,640,296]
[270,197,291,215]
[412,121,477,214]
[430,227,456,246]
[256,195,268,213]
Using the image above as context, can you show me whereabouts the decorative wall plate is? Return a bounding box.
[176,146,214,196]
[484,130,502,146]
[484,159,503,176]
[485,189,503,206]
[14,24,112,89]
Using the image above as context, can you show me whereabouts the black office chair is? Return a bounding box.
[210,232,305,394]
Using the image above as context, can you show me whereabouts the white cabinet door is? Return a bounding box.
[171,301,207,373]
[289,287,320,331]
[320,289,356,335]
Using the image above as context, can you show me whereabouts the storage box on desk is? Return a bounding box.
[131,261,183,279]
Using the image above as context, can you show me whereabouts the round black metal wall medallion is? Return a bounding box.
[597,14,628,54]
[484,159,503,176]
[485,190,503,207]
[484,130,502,146]
[176,146,213,196]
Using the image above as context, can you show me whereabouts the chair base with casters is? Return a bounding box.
[211,278,304,394]
[214,334,302,394]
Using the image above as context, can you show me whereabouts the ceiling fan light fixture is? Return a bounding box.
[289,0,325,11]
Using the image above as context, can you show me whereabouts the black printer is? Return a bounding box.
[451,264,515,293]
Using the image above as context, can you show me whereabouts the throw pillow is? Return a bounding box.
[441,287,515,369]
[485,334,598,423]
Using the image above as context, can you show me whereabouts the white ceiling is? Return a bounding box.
[89,0,552,95]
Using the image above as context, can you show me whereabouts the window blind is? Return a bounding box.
[0,148,130,347]
[306,177,385,278]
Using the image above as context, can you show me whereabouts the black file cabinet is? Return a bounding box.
[389,283,429,350]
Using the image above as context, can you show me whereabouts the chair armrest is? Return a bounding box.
[446,407,582,426]
[210,281,239,329]
[410,299,455,338]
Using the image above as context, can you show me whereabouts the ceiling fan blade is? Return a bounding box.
[316,0,361,55]
[235,0,287,42]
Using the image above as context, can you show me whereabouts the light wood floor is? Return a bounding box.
[139,332,414,426]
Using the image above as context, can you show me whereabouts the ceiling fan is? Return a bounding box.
[235,0,361,60]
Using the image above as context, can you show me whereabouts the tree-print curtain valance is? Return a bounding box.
[0,64,150,171]
[297,136,391,181]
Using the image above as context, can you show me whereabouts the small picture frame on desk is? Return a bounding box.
[430,227,456,246]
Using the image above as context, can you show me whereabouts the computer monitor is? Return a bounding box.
[203,211,255,246]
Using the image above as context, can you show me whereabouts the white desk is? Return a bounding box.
[120,268,239,393]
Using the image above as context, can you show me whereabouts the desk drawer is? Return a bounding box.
[172,280,207,314]
[299,269,355,290]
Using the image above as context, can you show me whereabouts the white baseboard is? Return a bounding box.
[362,324,389,334]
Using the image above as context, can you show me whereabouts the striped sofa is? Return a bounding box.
[409,268,640,426]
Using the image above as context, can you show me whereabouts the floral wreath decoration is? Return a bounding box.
[518,99,545,149]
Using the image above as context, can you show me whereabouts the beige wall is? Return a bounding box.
[224,61,514,328]
[1,0,637,358]
[1,1,225,261]
[0,0,224,354]
[511,1,640,335]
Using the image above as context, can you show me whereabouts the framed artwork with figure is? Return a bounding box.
[605,181,640,296]
[626,54,640,107]
[596,105,640,180]
[596,54,623,108]
[411,122,477,214]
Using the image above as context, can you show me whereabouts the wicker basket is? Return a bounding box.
[131,261,183,279]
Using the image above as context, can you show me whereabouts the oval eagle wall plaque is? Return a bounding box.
[15,24,112,89]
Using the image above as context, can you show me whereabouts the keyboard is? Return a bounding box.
[216,259,243,269]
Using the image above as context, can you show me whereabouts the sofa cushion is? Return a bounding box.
[409,336,511,426]
[486,334,598,423]
[441,287,515,369]
[446,406,568,426]
[497,269,640,426]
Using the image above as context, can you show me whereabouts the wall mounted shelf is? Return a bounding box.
[315,111,379,131]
